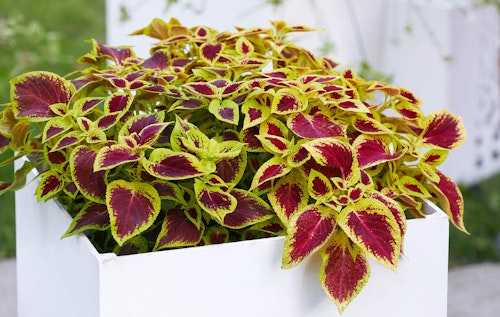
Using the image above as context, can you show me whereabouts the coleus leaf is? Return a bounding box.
[420,110,466,150]
[352,115,394,134]
[393,100,423,120]
[271,88,308,114]
[282,204,337,268]
[152,180,183,202]
[337,198,401,268]
[236,36,255,55]
[396,175,431,198]
[104,91,134,114]
[256,134,292,155]
[203,225,230,245]
[51,131,83,152]
[137,122,171,146]
[250,156,291,190]
[154,205,204,250]
[96,112,121,130]
[308,169,334,201]
[83,40,136,66]
[208,99,239,125]
[215,150,247,184]
[336,99,370,113]
[319,230,370,314]
[115,236,149,255]
[287,112,346,139]
[287,141,311,168]
[94,144,142,171]
[422,149,448,167]
[10,71,74,121]
[107,179,161,245]
[183,82,218,97]
[223,189,274,229]
[72,97,103,115]
[352,135,405,169]
[267,171,308,225]
[200,42,224,64]
[428,170,467,232]
[42,116,73,142]
[119,112,165,136]
[141,148,212,180]
[36,170,64,201]
[194,179,237,223]
[303,138,359,187]
[70,146,107,203]
[369,192,406,251]
[242,98,271,129]
[62,202,110,238]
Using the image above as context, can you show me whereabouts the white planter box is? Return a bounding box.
[16,163,449,317]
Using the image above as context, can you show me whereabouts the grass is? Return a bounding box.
[449,175,500,267]
[0,0,105,258]
[0,0,500,267]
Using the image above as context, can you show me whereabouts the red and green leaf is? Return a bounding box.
[154,206,204,250]
[336,99,370,113]
[107,179,161,245]
[62,202,110,238]
[308,169,334,201]
[267,171,308,225]
[250,156,291,190]
[194,179,237,223]
[36,170,64,201]
[428,170,467,232]
[271,88,308,114]
[203,226,229,245]
[10,71,74,121]
[282,204,337,268]
[337,198,401,268]
[42,117,73,142]
[287,112,345,139]
[223,189,274,228]
[94,144,142,171]
[200,42,224,63]
[353,135,405,169]
[422,149,448,166]
[119,112,165,136]
[420,111,466,150]
[104,91,133,114]
[352,116,393,134]
[208,99,239,125]
[303,138,359,186]
[141,148,211,180]
[70,146,107,203]
[242,98,270,129]
[396,175,431,198]
[319,231,370,314]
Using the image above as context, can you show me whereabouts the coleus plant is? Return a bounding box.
[0,18,466,313]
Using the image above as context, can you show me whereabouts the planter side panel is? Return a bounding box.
[98,202,448,317]
[15,165,101,317]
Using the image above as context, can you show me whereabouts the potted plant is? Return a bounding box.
[0,17,465,316]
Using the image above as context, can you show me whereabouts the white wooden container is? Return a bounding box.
[16,162,449,317]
